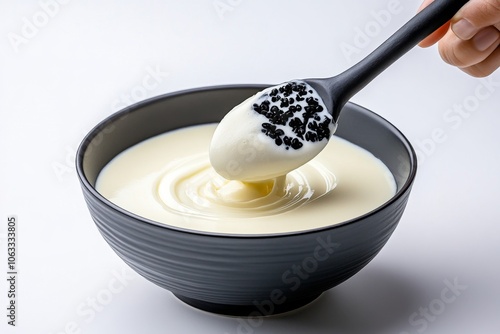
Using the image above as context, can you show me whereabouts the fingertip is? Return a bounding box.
[437,28,500,69]
[472,27,500,52]
[419,23,450,48]
[451,19,478,40]
[418,39,436,48]
[451,0,500,30]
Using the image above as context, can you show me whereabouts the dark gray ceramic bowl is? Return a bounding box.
[76,84,417,316]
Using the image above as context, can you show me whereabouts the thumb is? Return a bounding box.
[451,0,500,40]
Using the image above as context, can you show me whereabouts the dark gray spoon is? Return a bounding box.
[305,0,469,123]
[211,0,469,182]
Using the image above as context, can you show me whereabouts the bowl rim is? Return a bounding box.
[76,84,417,239]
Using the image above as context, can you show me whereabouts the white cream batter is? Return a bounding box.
[96,124,396,234]
[209,81,335,182]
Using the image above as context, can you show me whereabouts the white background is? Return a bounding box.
[1,1,499,333]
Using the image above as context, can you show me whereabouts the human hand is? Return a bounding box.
[418,0,500,77]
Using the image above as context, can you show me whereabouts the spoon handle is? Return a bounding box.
[316,0,469,121]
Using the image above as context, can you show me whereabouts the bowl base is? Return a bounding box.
[174,293,322,316]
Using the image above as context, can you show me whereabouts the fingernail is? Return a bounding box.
[472,28,500,52]
[452,19,477,40]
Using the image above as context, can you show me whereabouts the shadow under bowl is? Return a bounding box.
[76,84,417,316]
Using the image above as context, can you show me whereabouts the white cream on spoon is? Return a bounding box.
[209,81,335,182]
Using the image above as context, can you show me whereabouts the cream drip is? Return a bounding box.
[156,153,336,219]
